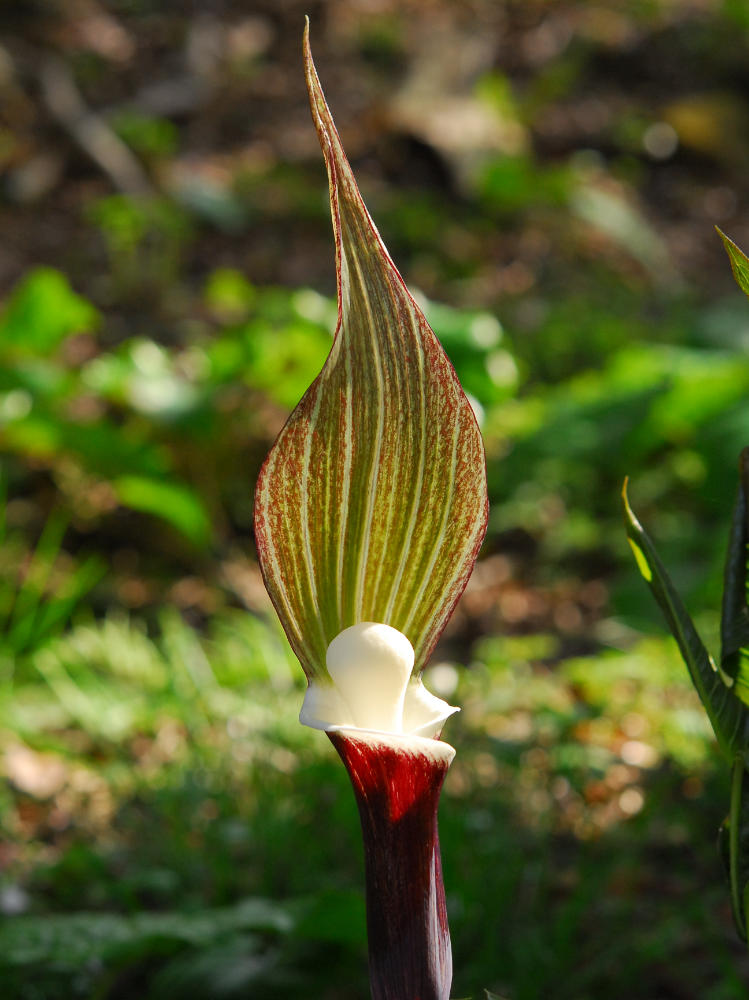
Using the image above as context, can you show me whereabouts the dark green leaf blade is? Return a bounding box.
[720,448,749,705]
[718,759,749,942]
[622,478,746,758]
[717,227,749,299]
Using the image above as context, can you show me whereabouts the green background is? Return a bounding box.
[2,1,749,997]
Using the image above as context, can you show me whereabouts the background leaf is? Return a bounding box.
[717,227,749,299]
[623,479,747,758]
[0,268,99,355]
[720,448,749,705]
[114,476,212,547]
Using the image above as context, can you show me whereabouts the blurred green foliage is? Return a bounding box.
[2,0,749,997]
[0,605,743,998]
[0,264,339,550]
[3,243,749,994]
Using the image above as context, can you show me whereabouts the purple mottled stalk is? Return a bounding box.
[328,729,454,1000]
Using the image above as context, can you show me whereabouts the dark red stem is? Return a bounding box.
[328,729,453,1000]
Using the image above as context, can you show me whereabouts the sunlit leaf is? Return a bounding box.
[240,317,332,410]
[717,227,749,299]
[254,24,488,680]
[622,478,747,759]
[0,268,98,355]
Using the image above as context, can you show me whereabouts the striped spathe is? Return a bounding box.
[254,22,488,682]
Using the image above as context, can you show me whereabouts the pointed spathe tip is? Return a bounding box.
[303,15,311,55]
[302,15,325,130]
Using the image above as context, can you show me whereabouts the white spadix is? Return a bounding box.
[299,621,459,738]
[326,622,414,732]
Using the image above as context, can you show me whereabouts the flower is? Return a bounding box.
[254,21,488,1000]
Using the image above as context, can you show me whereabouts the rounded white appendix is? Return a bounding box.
[299,622,459,739]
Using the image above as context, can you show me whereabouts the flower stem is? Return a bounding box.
[328,729,455,1000]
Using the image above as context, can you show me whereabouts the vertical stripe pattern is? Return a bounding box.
[254,25,489,680]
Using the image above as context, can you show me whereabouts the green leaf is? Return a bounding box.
[254,25,488,680]
[718,758,749,942]
[720,448,749,705]
[0,267,98,355]
[717,227,749,299]
[622,478,747,759]
[240,316,333,410]
[114,476,212,547]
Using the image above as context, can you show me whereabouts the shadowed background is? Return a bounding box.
[2,1,749,997]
